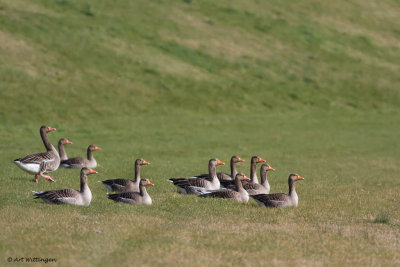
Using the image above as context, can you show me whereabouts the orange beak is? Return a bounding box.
[298,175,304,180]
[147,181,154,186]
[48,127,56,132]
[66,140,73,145]
[243,176,250,180]
[257,157,266,163]
[89,169,98,174]
[217,160,225,165]
[142,160,150,165]
[268,166,275,171]
[94,146,101,151]
[238,157,245,162]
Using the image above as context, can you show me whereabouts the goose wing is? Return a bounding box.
[169,177,209,188]
[16,151,54,164]
[60,157,86,168]
[108,192,141,204]
[33,189,79,204]
[101,179,134,191]
[220,180,235,188]
[200,189,238,199]
[185,178,209,188]
[191,172,231,181]
[250,193,289,207]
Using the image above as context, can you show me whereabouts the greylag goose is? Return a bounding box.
[13,125,60,183]
[107,178,154,205]
[58,138,73,161]
[244,163,274,195]
[60,144,101,168]
[250,173,304,208]
[99,158,150,192]
[168,158,224,194]
[33,168,97,205]
[222,163,275,195]
[190,155,245,181]
[220,156,266,188]
[199,173,250,203]
[249,156,266,184]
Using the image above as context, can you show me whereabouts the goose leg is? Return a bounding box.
[39,172,55,182]
[34,175,38,183]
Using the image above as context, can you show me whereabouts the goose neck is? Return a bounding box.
[58,142,67,161]
[80,174,88,192]
[250,162,258,184]
[87,147,94,161]
[139,184,147,196]
[260,169,270,190]
[134,163,141,182]
[208,162,217,180]
[230,159,237,178]
[235,177,245,192]
[288,178,295,196]
[40,128,52,151]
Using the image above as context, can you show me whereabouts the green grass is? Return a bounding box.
[1,0,400,266]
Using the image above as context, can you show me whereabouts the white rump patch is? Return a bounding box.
[14,161,40,174]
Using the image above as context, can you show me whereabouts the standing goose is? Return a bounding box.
[190,155,245,181]
[58,138,73,161]
[168,158,224,194]
[222,163,275,195]
[199,173,250,203]
[14,125,60,183]
[33,168,97,205]
[250,173,304,208]
[60,144,101,169]
[99,158,150,192]
[107,179,154,205]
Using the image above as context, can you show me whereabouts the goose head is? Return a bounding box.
[140,178,154,186]
[59,138,73,145]
[210,158,225,166]
[260,163,275,173]
[41,125,56,133]
[231,155,245,163]
[136,158,150,166]
[289,173,304,182]
[251,156,266,164]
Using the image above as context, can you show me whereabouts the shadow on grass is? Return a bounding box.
[372,212,390,224]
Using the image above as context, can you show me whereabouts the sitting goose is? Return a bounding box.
[250,173,304,208]
[14,125,60,183]
[99,158,150,192]
[220,156,266,188]
[199,173,250,203]
[244,163,275,195]
[60,144,101,169]
[107,179,154,205]
[33,168,97,205]
[190,155,245,181]
[58,138,73,161]
[222,163,275,195]
[248,156,266,184]
[168,158,224,194]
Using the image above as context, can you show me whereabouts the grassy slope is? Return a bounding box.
[0,0,399,266]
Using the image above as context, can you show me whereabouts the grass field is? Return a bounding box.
[1,0,399,266]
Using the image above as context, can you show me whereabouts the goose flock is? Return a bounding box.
[13,125,304,208]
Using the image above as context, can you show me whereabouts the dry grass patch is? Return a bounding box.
[0,0,59,17]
